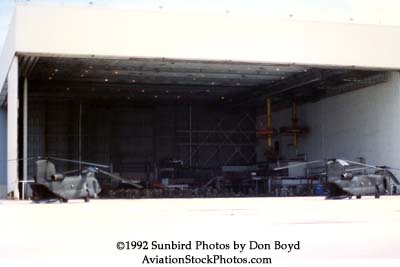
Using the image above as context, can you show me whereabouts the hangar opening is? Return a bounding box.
[20,55,387,198]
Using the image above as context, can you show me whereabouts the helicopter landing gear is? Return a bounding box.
[375,185,380,199]
[84,190,90,202]
[60,198,68,203]
[348,195,352,199]
[356,195,362,199]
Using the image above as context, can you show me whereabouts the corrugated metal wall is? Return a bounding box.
[28,100,256,181]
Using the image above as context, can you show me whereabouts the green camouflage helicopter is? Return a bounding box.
[275,159,400,199]
[29,157,142,202]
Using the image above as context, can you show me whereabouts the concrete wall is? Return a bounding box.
[27,99,255,180]
[257,72,400,170]
[0,107,7,198]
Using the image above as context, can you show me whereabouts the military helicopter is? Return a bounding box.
[274,159,400,199]
[28,157,142,203]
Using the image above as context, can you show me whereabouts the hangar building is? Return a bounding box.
[1,1,400,198]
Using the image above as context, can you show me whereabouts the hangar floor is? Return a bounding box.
[1,196,400,266]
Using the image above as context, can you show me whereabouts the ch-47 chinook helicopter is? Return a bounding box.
[274,159,400,199]
[28,157,142,203]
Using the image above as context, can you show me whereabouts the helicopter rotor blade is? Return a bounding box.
[377,166,400,172]
[336,159,350,167]
[340,159,384,170]
[7,156,42,162]
[345,167,370,172]
[326,159,350,166]
[7,156,110,169]
[47,157,109,169]
[273,160,323,171]
[96,169,143,189]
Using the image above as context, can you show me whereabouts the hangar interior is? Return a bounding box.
[19,55,388,198]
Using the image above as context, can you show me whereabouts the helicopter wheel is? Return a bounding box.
[356,195,362,199]
[84,190,90,202]
[375,186,380,199]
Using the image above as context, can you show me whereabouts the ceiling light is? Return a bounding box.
[221,96,225,100]
[211,82,215,85]
[51,73,55,76]
[281,77,285,80]
[177,96,181,99]
[89,66,93,69]
[81,74,85,77]
[66,87,70,91]
[54,69,59,72]
[114,71,119,75]
[154,95,158,98]
[304,69,308,72]
[236,82,241,86]
[165,90,169,93]
[48,77,52,80]
[141,90,145,93]
[132,80,136,83]
[276,68,280,71]
[104,78,108,82]
[84,70,89,73]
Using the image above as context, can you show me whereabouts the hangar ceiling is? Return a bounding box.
[31,57,306,86]
[22,55,387,108]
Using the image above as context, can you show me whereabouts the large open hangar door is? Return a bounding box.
[24,55,387,197]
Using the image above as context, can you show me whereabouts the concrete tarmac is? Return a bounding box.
[1,196,400,266]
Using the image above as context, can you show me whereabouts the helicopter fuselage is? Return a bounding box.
[327,174,388,199]
[31,172,101,202]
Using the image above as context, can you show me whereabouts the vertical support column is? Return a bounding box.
[7,56,19,199]
[22,77,28,200]
[266,97,272,148]
[189,105,192,168]
[291,98,298,150]
[79,102,82,172]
